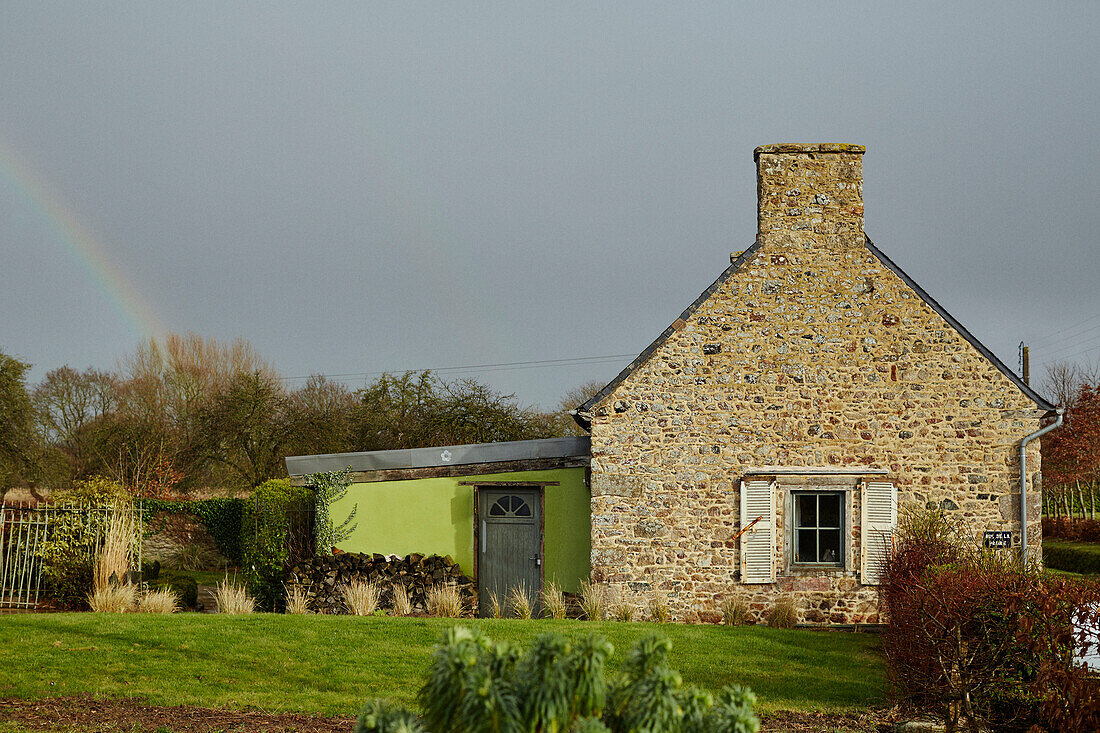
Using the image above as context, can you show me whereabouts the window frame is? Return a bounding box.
[791,490,845,567]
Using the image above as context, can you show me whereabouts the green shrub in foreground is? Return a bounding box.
[355,627,759,733]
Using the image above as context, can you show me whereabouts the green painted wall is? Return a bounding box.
[329,467,591,592]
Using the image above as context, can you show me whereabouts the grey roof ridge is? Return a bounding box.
[285,435,591,476]
[863,235,1055,411]
[574,236,1055,429]
[573,240,765,428]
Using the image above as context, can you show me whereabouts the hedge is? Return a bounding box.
[1043,539,1100,575]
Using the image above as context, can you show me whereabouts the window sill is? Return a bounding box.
[786,564,847,574]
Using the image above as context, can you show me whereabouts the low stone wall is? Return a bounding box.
[286,552,475,614]
[142,511,226,567]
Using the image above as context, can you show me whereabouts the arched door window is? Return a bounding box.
[488,494,532,518]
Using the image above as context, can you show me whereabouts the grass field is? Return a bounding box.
[0,613,885,717]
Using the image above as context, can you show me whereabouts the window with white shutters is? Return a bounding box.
[740,479,776,584]
[861,481,897,585]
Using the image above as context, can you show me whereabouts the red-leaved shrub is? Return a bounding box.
[1043,516,1100,543]
[881,508,1100,733]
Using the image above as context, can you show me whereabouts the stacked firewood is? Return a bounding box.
[285,552,475,614]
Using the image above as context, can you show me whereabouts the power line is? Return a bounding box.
[278,352,637,384]
[1032,343,1100,370]
[1029,311,1100,348]
[1028,320,1100,352]
[1032,331,1100,362]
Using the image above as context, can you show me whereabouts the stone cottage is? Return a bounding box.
[572,143,1057,624]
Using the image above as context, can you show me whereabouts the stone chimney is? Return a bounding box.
[754,143,865,251]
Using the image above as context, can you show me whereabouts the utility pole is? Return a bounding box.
[1023,344,1030,386]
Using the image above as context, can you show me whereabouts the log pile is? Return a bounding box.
[286,552,475,614]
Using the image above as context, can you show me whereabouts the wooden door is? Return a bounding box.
[478,488,541,617]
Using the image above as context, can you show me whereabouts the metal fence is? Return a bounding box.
[250,495,315,568]
[0,502,144,611]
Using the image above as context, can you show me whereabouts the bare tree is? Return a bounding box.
[543,379,606,436]
[32,366,117,477]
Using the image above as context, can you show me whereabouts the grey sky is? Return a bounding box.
[2,2,1098,408]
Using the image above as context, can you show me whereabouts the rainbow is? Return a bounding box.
[0,135,167,339]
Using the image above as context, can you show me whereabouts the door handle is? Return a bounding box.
[530,556,541,566]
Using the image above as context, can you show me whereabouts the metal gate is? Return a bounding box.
[0,502,145,611]
[0,505,48,610]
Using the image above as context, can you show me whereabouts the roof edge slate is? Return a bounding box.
[574,237,1055,429]
[574,241,765,428]
[864,236,1055,411]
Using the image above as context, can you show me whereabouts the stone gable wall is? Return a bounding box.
[587,145,1047,624]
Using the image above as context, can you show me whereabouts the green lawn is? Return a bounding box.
[0,614,885,716]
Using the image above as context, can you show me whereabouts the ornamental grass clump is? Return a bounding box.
[353,626,760,733]
[607,587,635,622]
[507,583,533,620]
[92,509,134,593]
[579,579,605,621]
[390,584,413,616]
[136,587,179,614]
[170,542,219,572]
[719,595,751,626]
[344,580,382,615]
[284,584,310,614]
[87,508,138,612]
[426,582,463,618]
[541,580,568,620]
[647,587,671,623]
[764,596,798,629]
[88,583,137,613]
[214,576,255,614]
[486,589,503,619]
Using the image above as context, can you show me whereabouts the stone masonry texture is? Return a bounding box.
[587,144,1049,624]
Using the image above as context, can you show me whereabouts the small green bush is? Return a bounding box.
[354,627,759,733]
[151,572,198,608]
[38,477,133,608]
[1042,539,1100,574]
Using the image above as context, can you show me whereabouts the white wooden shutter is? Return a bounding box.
[740,479,776,584]
[861,481,897,585]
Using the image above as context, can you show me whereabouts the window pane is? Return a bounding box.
[819,529,841,563]
[796,529,817,563]
[489,500,507,516]
[514,501,531,517]
[819,495,841,528]
[796,494,817,527]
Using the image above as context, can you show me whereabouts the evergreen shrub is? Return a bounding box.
[354,627,759,733]
[241,478,312,610]
[1043,539,1100,575]
[38,477,132,608]
[151,571,198,608]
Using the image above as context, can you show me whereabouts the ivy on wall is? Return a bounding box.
[308,468,358,556]
[241,479,313,610]
[142,498,245,566]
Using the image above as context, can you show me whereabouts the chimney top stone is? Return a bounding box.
[755,143,865,250]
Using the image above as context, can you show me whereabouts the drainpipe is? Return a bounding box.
[1019,408,1063,563]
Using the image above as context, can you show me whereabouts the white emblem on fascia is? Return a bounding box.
[441,450,452,462]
